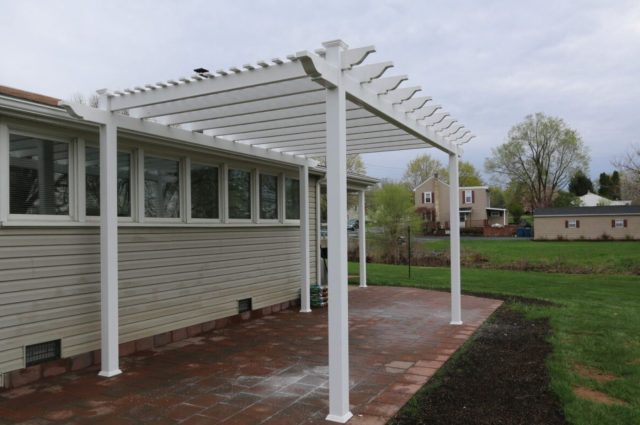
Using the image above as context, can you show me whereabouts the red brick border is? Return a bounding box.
[2,299,300,390]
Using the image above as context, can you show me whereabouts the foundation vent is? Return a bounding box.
[25,339,61,367]
[238,298,252,314]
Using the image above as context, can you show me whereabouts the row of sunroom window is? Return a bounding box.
[7,132,301,224]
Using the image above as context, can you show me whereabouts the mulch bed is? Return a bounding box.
[391,305,567,425]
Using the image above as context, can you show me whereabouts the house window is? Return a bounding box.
[9,134,69,215]
[190,163,219,219]
[490,210,501,217]
[85,147,132,217]
[285,177,300,220]
[259,174,278,220]
[144,156,180,218]
[613,219,626,228]
[423,191,432,203]
[464,189,473,204]
[567,219,579,228]
[228,169,252,219]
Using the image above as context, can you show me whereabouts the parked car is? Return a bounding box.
[347,219,359,231]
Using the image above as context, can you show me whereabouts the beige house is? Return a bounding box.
[0,85,376,387]
[414,175,507,229]
[534,206,640,240]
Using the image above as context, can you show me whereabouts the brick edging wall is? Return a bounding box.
[2,299,300,390]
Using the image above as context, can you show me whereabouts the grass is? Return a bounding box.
[348,257,640,424]
[419,238,640,274]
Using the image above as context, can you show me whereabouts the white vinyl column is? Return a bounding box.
[316,180,322,287]
[324,39,352,424]
[358,190,367,288]
[299,164,311,313]
[98,118,122,377]
[448,150,463,325]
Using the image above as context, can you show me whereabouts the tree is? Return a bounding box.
[458,161,484,186]
[316,154,366,175]
[614,144,640,204]
[504,181,527,223]
[488,186,506,208]
[552,190,580,207]
[597,171,622,200]
[485,113,589,208]
[369,182,420,264]
[568,171,594,196]
[402,154,447,188]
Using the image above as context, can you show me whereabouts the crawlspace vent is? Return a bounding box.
[238,298,252,314]
[25,339,61,367]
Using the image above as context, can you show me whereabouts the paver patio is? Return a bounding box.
[0,286,501,425]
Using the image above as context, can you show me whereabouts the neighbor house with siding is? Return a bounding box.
[534,206,640,240]
[414,175,507,229]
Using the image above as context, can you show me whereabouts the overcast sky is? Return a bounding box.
[1,0,638,183]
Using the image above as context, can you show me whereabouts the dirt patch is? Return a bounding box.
[574,364,618,382]
[573,385,628,406]
[391,306,566,425]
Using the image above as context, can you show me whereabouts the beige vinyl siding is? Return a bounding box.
[309,176,318,284]
[534,215,640,240]
[0,220,313,373]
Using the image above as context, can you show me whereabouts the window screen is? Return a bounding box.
[144,156,180,218]
[9,134,69,215]
[228,169,251,219]
[85,147,131,217]
[191,163,219,219]
[259,174,278,220]
[285,177,300,220]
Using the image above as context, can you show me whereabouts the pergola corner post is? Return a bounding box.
[98,116,122,377]
[324,39,353,424]
[299,163,311,313]
[358,190,367,288]
[448,150,463,325]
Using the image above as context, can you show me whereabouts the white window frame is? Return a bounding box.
[5,128,77,225]
[567,219,578,228]
[283,173,301,224]
[423,191,432,203]
[464,189,473,204]
[257,171,280,224]
[142,151,183,223]
[187,158,222,224]
[614,219,625,228]
[82,142,135,224]
[226,165,254,223]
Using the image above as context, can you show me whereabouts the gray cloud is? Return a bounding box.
[1,0,638,182]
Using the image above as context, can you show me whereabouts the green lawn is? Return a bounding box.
[348,259,640,424]
[420,239,640,274]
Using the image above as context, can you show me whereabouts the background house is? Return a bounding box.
[534,206,640,240]
[578,191,632,207]
[414,175,507,230]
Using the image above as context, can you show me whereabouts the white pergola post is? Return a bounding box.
[358,190,367,288]
[448,151,463,325]
[98,119,122,377]
[299,164,311,313]
[316,180,322,287]
[324,39,352,424]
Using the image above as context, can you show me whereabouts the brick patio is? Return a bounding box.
[0,286,501,425]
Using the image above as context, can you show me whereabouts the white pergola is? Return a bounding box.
[60,39,473,423]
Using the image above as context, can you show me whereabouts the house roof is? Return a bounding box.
[413,175,488,191]
[0,85,60,107]
[534,206,640,217]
